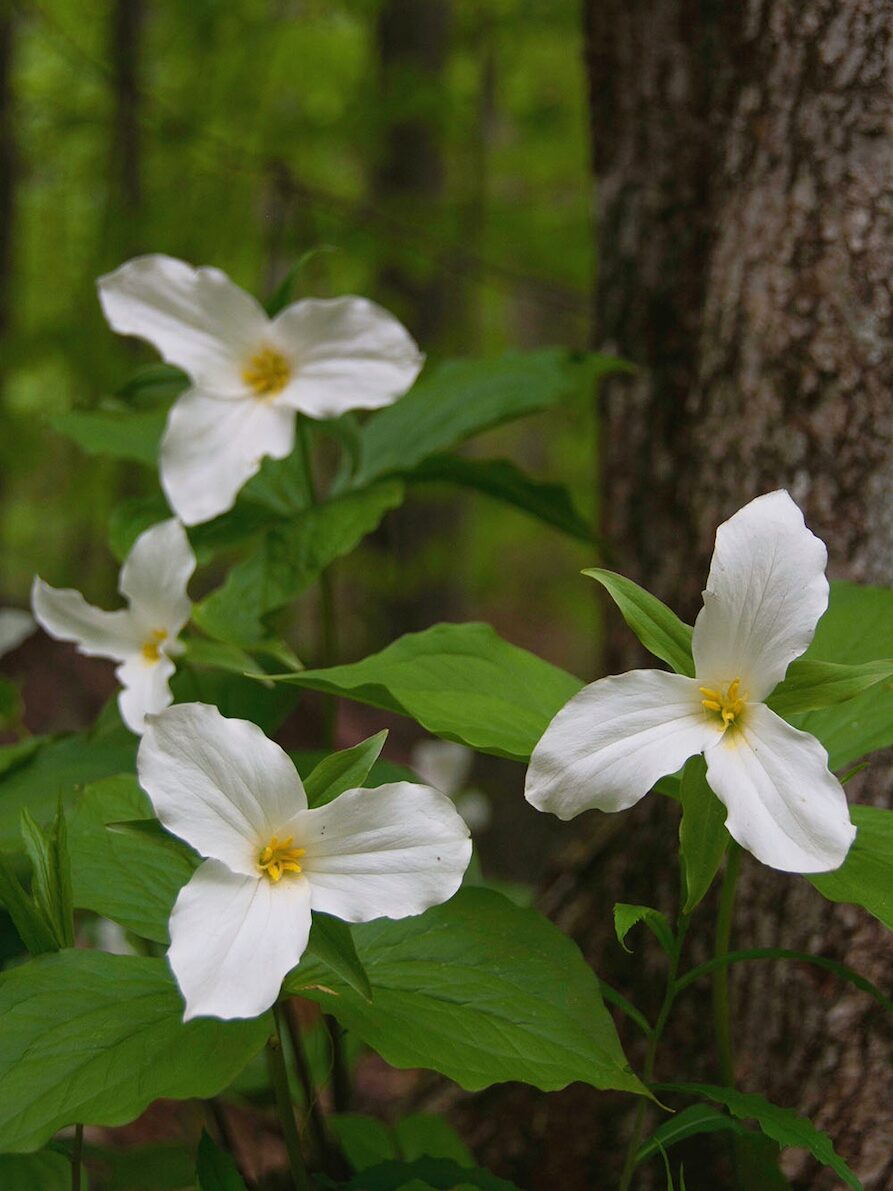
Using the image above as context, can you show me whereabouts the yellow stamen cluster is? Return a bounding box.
[258,836,305,883]
[242,346,291,397]
[700,678,747,729]
[141,628,168,664]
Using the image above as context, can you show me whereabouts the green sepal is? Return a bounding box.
[613,903,674,955]
[767,657,893,718]
[582,569,694,676]
[678,755,729,913]
[304,731,389,808]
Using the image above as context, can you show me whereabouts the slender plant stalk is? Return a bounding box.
[268,1005,312,1191]
[284,1000,330,1162]
[70,1123,83,1191]
[617,916,690,1191]
[712,842,742,1087]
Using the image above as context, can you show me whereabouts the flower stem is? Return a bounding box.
[70,1123,83,1191]
[283,1000,330,1164]
[268,1005,312,1191]
[712,842,742,1086]
[617,915,690,1191]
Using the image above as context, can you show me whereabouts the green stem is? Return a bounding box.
[283,1000,330,1163]
[268,1005,312,1191]
[712,842,742,1087]
[617,916,690,1191]
[70,1123,83,1191]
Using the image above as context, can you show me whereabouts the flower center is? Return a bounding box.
[699,678,748,729]
[242,346,291,397]
[257,835,305,883]
[141,628,168,664]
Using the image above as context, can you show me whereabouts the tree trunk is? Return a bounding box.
[108,0,143,250]
[0,0,16,342]
[585,2,893,1187]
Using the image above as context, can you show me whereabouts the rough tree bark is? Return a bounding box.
[585,2,893,1187]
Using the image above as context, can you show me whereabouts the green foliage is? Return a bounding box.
[767,658,893,718]
[635,1103,750,1167]
[808,805,893,931]
[83,1143,194,1191]
[19,805,74,949]
[678,755,729,913]
[582,569,694,677]
[337,1157,522,1190]
[331,1112,473,1173]
[305,913,372,1002]
[50,407,171,467]
[0,951,270,1152]
[613,904,674,955]
[195,1131,248,1191]
[272,622,583,761]
[303,731,389,808]
[285,887,647,1097]
[0,1151,73,1191]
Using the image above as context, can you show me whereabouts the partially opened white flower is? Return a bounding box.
[98,255,424,525]
[137,703,472,1020]
[0,609,34,658]
[525,491,857,874]
[31,519,195,734]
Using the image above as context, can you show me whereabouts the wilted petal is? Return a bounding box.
[692,491,828,701]
[31,578,137,662]
[116,653,176,734]
[0,609,35,658]
[119,518,195,638]
[292,783,471,922]
[705,701,856,873]
[138,704,307,875]
[272,297,423,418]
[160,388,296,525]
[168,859,312,1020]
[525,669,718,820]
[97,255,268,394]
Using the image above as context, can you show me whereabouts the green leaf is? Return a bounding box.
[767,658,893,718]
[304,731,389,808]
[0,856,58,955]
[636,1103,750,1166]
[51,407,169,466]
[0,950,270,1152]
[0,1150,73,1190]
[394,1114,474,1166]
[732,1134,790,1189]
[284,887,647,1097]
[68,776,197,944]
[195,481,405,644]
[195,1131,248,1191]
[330,1114,397,1171]
[409,454,593,543]
[613,904,674,954]
[808,805,893,931]
[182,636,260,678]
[19,804,74,949]
[352,350,605,488]
[305,913,372,1002]
[170,665,298,737]
[342,1157,522,1191]
[270,622,583,762]
[83,1143,194,1191]
[656,1084,862,1190]
[115,363,188,401]
[582,569,694,677]
[678,755,729,913]
[108,495,171,561]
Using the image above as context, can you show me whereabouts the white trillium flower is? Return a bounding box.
[97,255,424,526]
[137,703,473,1021]
[525,491,857,874]
[0,609,35,658]
[31,519,195,735]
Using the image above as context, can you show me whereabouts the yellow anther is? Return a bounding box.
[242,346,291,397]
[141,628,168,664]
[699,678,747,729]
[258,835,306,883]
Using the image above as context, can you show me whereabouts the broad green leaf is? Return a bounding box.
[330,1114,396,1171]
[306,913,372,1002]
[678,755,729,913]
[0,1150,72,1190]
[394,1114,474,1166]
[108,495,171,561]
[732,1134,790,1189]
[409,454,593,543]
[195,481,405,644]
[303,732,389,808]
[68,776,198,944]
[285,887,647,1097]
[51,407,169,466]
[170,666,298,737]
[582,569,694,676]
[351,350,609,488]
[0,731,137,851]
[196,1131,248,1191]
[115,363,188,401]
[657,1084,861,1190]
[83,1143,194,1191]
[270,622,583,762]
[613,903,673,954]
[0,737,43,781]
[767,658,893,718]
[0,855,59,955]
[342,1157,522,1190]
[19,805,74,948]
[182,636,260,678]
[636,1103,750,1166]
[0,950,270,1152]
[808,805,893,931]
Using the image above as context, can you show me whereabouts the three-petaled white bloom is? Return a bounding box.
[31,519,195,734]
[137,703,473,1020]
[525,491,857,874]
[0,608,34,658]
[97,255,424,525]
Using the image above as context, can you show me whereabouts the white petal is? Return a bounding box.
[119,518,195,638]
[137,703,307,875]
[168,859,312,1020]
[116,653,176,734]
[692,490,829,701]
[705,702,856,873]
[291,783,471,922]
[0,609,35,658]
[97,255,268,394]
[31,577,137,662]
[272,297,423,418]
[160,388,296,526]
[525,670,719,820]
